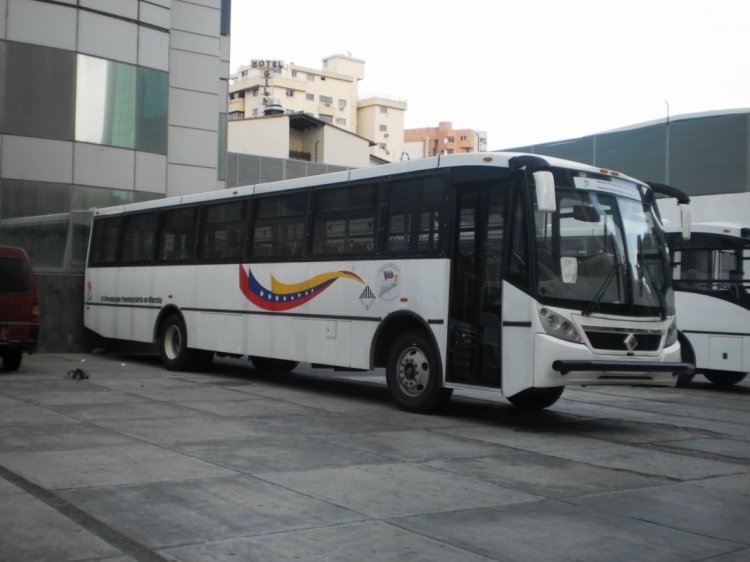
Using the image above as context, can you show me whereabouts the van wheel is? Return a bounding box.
[386,331,444,413]
[2,349,23,371]
[159,314,194,371]
[507,387,564,410]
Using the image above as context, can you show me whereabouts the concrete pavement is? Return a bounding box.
[1,353,749,561]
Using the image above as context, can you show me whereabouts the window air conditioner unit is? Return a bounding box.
[383,133,389,138]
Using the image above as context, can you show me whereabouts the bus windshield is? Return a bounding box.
[534,176,673,317]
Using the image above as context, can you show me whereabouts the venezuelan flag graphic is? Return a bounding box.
[239,265,363,311]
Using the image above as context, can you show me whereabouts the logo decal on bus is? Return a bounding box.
[377,263,401,300]
[239,266,363,311]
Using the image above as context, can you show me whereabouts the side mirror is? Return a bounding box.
[679,203,692,240]
[534,170,556,212]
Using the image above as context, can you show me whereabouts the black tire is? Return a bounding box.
[704,371,748,387]
[250,356,299,373]
[506,386,564,410]
[386,330,445,413]
[2,349,23,371]
[159,313,194,371]
[674,332,696,388]
[194,350,214,371]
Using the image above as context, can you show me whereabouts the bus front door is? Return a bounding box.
[447,185,505,388]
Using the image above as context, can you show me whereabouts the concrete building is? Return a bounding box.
[504,108,750,224]
[0,0,231,351]
[228,113,374,169]
[404,121,487,160]
[228,55,406,163]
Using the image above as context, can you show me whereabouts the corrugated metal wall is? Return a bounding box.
[506,112,750,196]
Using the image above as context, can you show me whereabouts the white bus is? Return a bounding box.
[666,222,750,387]
[84,152,694,411]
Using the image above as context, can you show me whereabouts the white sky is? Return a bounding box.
[229,0,750,150]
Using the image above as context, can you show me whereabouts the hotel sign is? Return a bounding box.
[251,59,284,69]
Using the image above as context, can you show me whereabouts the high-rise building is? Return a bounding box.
[0,0,231,351]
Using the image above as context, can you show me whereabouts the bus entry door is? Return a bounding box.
[448,185,505,387]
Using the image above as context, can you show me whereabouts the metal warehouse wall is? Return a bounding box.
[507,111,750,196]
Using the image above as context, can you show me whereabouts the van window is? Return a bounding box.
[0,257,30,293]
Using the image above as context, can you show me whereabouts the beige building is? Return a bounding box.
[404,121,487,160]
[229,54,406,163]
[228,113,373,168]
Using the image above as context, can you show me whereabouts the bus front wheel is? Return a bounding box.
[159,314,194,371]
[386,331,448,413]
[506,386,564,410]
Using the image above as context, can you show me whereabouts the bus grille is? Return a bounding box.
[584,330,662,352]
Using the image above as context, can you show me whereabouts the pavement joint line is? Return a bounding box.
[0,463,168,562]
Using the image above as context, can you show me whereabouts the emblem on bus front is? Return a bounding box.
[624,333,638,352]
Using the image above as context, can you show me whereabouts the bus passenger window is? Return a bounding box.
[198,201,246,261]
[251,194,307,259]
[158,207,197,262]
[120,213,158,263]
[385,176,444,254]
[311,183,377,257]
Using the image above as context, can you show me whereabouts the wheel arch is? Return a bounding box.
[371,311,442,374]
[677,330,696,366]
[153,304,184,344]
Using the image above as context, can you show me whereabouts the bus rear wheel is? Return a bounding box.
[506,386,564,410]
[159,313,194,371]
[704,371,748,387]
[386,331,447,413]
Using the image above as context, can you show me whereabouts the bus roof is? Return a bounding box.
[92,151,648,217]
[663,221,750,239]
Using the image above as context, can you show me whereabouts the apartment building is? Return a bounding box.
[229,54,406,163]
[0,0,231,351]
[404,121,487,160]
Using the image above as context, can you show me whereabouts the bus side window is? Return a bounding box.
[197,200,247,261]
[311,183,377,258]
[158,207,197,262]
[384,176,444,254]
[89,216,122,265]
[251,193,307,259]
[120,213,158,263]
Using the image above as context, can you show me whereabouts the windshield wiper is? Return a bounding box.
[582,259,623,316]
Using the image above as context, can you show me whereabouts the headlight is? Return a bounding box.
[539,307,582,343]
[665,320,678,347]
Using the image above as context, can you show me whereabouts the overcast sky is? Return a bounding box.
[230,0,749,150]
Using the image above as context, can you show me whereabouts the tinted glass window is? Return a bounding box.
[311,184,378,256]
[89,217,122,265]
[0,258,29,293]
[0,41,76,139]
[385,177,444,254]
[121,213,158,263]
[252,193,308,258]
[76,55,167,153]
[198,200,247,261]
[158,207,197,262]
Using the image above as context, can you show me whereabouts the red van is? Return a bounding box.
[0,246,40,370]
